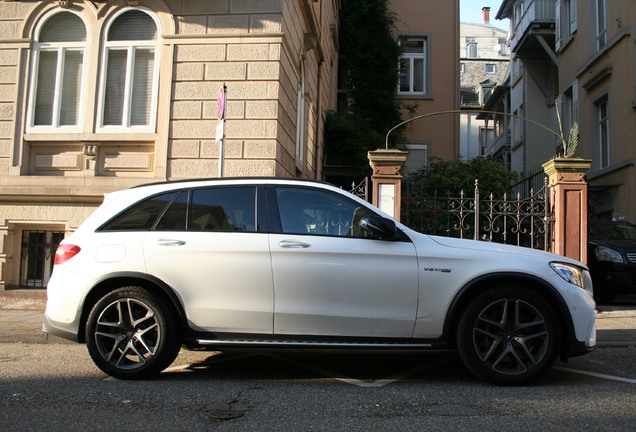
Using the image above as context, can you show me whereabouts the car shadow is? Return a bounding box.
[166,349,469,384]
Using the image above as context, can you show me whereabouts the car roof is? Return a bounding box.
[134,177,333,189]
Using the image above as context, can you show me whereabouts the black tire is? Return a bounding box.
[456,285,561,386]
[86,286,181,380]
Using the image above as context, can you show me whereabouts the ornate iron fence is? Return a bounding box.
[402,178,553,251]
[348,177,370,201]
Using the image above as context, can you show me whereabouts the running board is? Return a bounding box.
[194,339,434,348]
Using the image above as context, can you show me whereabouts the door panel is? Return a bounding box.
[143,232,273,333]
[270,234,418,337]
[142,186,273,334]
[270,186,419,338]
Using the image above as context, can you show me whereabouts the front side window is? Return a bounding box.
[98,9,159,132]
[399,38,427,95]
[28,11,87,132]
[275,187,375,238]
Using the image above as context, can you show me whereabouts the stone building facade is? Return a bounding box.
[0,0,339,289]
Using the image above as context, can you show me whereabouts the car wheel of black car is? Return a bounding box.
[86,286,181,380]
[456,285,561,386]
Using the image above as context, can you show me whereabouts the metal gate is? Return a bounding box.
[20,230,65,288]
[402,179,553,251]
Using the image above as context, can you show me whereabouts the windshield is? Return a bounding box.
[590,222,636,240]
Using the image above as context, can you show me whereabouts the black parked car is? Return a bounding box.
[588,220,636,302]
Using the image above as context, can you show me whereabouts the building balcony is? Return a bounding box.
[510,0,555,56]
[484,130,511,158]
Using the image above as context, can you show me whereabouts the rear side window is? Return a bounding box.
[190,187,255,232]
[100,192,177,231]
[155,191,187,230]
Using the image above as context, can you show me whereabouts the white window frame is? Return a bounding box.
[295,57,307,169]
[486,64,496,74]
[597,96,610,169]
[96,7,161,133]
[465,37,477,58]
[596,0,607,51]
[26,9,89,134]
[403,143,429,173]
[398,36,428,96]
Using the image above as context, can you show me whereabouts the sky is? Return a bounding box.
[460,0,509,30]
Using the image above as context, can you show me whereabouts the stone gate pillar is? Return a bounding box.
[368,149,408,221]
[542,158,592,264]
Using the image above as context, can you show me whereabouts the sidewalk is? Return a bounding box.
[1,289,635,345]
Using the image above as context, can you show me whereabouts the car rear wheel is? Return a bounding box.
[86,286,181,380]
[456,286,561,385]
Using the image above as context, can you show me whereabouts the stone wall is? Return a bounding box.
[0,0,339,289]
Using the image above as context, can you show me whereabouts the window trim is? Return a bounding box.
[595,95,610,169]
[96,7,161,134]
[397,33,430,97]
[295,57,307,170]
[596,0,607,51]
[26,9,89,134]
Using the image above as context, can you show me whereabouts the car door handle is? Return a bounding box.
[279,240,310,249]
[157,239,186,246]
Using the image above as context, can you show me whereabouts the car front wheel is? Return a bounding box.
[456,286,561,385]
[86,286,181,380]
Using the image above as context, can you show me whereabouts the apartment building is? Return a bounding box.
[459,6,509,161]
[0,0,339,289]
[391,0,460,174]
[497,0,636,221]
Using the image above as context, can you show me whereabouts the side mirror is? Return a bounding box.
[359,216,397,240]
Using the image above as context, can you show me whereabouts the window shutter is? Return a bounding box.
[103,49,127,126]
[569,0,577,34]
[555,0,561,51]
[130,48,154,126]
[34,51,57,126]
[108,10,157,41]
[572,80,579,123]
[39,12,86,42]
[60,50,83,126]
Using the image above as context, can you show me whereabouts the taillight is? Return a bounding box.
[54,244,81,265]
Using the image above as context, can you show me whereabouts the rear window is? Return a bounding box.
[100,192,178,231]
[99,187,256,232]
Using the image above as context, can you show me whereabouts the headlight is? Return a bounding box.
[594,246,625,263]
[550,262,585,289]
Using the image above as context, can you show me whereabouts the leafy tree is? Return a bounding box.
[405,157,518,198]
[325,0,403,169]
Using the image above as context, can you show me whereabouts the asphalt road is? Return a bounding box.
[1,343,636,431]
[1,295,635,431]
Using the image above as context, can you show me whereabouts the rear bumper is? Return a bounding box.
[42,313,81,343]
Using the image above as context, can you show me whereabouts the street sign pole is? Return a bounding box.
[216,85,227,178]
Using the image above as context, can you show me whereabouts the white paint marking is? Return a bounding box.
[554,366,636,385]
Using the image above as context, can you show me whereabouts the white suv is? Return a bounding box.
[45,178,596,385]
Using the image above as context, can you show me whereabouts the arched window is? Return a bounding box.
[98,9,159,132]
[28,11,87,131]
